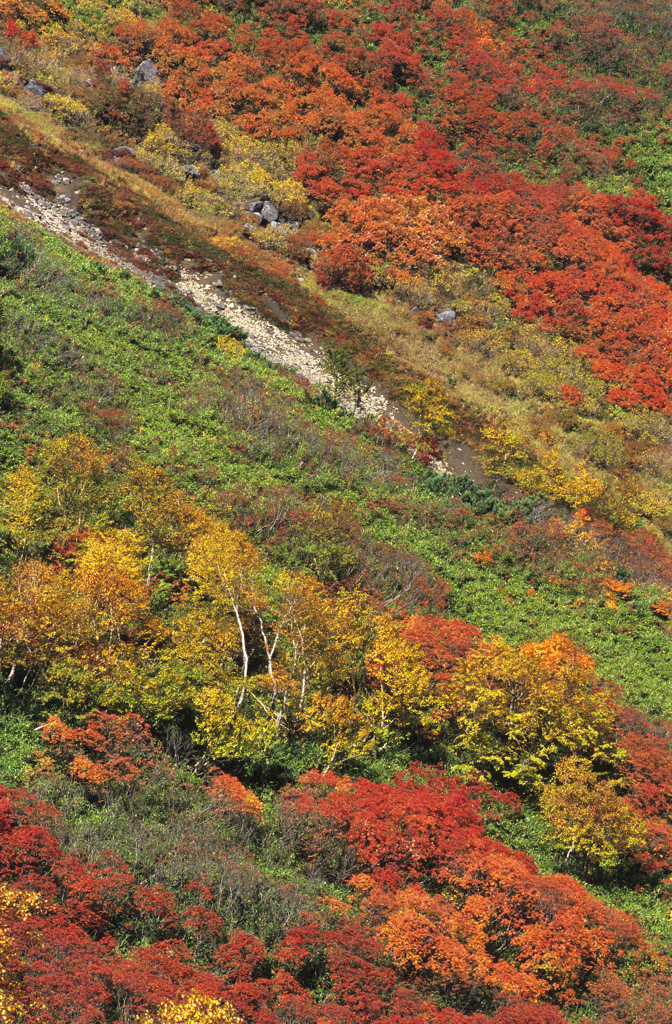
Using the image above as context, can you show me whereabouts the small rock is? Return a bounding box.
[410,306,419,313]
[248,201,264,213]
[23,79,44,97]
[132,59,158,86]
[113,145,136,157]
[0,47,11,67]
[260,200,279,223]
[436,308,456,323]
[62,177,70,184]
[183,165,200,178]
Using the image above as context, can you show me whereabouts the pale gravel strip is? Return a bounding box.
[0,180,453,473]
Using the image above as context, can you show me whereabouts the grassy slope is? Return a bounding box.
[2,4,672,996]
[2,207,672,717]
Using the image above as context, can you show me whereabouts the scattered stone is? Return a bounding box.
[260,200,279,223]
[247,201,264,213]
[23,79,44,97]
[436,308,456,322]
[132,59,158,86]
[0,47,11,67]
[113,145,136,157]
[183,165,200,178]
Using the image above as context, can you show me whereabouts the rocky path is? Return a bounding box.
[0,176,490,482]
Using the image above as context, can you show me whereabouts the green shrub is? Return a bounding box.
[0,223,36,278]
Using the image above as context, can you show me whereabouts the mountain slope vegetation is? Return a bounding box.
[2,1,672,1022]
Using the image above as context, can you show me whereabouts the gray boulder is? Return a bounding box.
[436,308,456,322]
[260,200,279,223]
[0,47,11,67]
[113,145,136,157]
[247,201,264,213]
[183,165,200,178]
[23,79,44,97]
[133,59,158,86]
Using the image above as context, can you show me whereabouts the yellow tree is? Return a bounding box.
[360,614,442,746]
[187,523,267,686]
[540,757,646,870]
[1,464,48,551]
[40,434,111,528]
[135,990,243,1024]
[0,559,88,684]
[73,529,150,643]
[404,377,454,441]
[447,633,620,793]
[121,462,206,581]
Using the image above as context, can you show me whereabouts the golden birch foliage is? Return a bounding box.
[448,633,620,793]
[0,885,44,920]
[300,691,376,766]
[121,462,206,568]
[40,434,111,528]
[313,587,378,693]
[0,560,90,673]
[212,119,308,216]
[540,757,647,869]
[359,615,440,742]
[404,377,453,440]
[187,523,267,678]
[273,570,339,703]
[1,464,47,549]
[135,990,243,1024]
[479,425,530,474]
[517,451,605,510]
[74,529,149,640]
[0,887,46,1023]
[136,122,196,178]
[193,680,279,759]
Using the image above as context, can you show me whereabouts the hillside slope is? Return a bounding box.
[2,1,672,1022]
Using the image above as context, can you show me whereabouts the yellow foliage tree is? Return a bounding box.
[404,377,454,441]
[40,433,111,528]
[134,990,243,1024]
[540,757,646,870]
[73,529,149,642]
[121,461,206,580]
[213,119,308,217]
[0,560,89,683]
[1,464,48,551]
[187,523,267,682]
[192,678,280,759]
[360,615,441,744]
[447,633,620,793]
[479,425,529,475]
